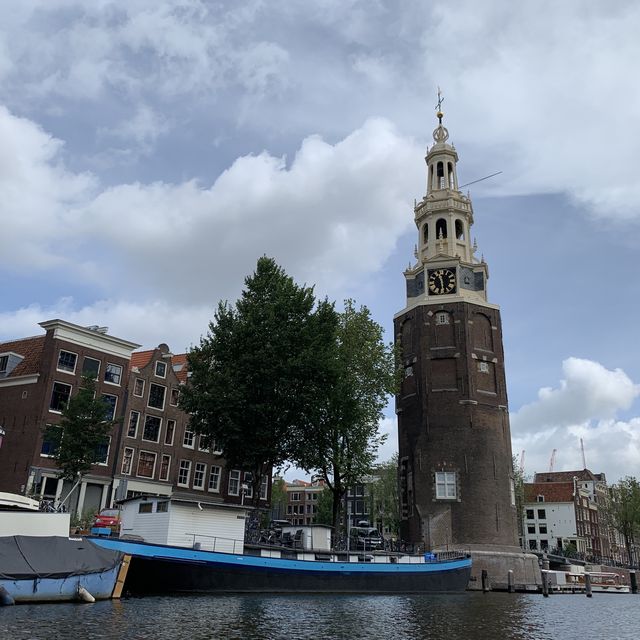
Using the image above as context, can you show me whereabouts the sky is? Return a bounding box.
[1,1,639,483]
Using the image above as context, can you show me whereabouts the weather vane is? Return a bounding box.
[435,87,444,124]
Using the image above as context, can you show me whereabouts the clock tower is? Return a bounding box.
[394,104,519,556]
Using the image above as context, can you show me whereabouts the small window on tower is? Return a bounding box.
[455,219,464,240]
[423,223,429,244]
[435,471,457,500]
[435,312,449,325]
[478,361,489,373]
[448,162,455,189]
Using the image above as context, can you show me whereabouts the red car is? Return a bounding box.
[93,508,121,531]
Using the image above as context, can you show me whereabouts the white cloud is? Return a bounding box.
[0,297,212,354]
[511,358,640,482]
[1,106,422,304]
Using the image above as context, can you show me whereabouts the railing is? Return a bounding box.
[187,533,244,554]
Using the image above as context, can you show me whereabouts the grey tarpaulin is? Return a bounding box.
[0,536,122,580]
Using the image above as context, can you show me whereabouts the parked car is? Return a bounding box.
[93,508,121,531]
[349,526,384,551]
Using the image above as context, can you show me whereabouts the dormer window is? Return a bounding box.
[0,355,8,374]
[155,361,167,378]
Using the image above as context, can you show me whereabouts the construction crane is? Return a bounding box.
[519,450,525,474]
[548,449,557,473]
[580,438,587,469]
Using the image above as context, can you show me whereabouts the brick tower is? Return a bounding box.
[394,103,519,555]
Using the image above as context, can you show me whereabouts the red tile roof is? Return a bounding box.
[524,481,574,503]
[171,353,188,383]
[129,350,154,372]
[0,335,45,377]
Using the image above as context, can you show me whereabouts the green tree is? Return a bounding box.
[369,456,400,537]
[180,256,337,504]
[51,374,119,502]
[294,300,398,533]
[269,477,288,520]
[314,487,334,526]
[513,455,526,541]
[604,476,640,566]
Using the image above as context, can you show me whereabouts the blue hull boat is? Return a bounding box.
[91,537,471,594]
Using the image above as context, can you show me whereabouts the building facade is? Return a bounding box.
[0,320,140,515]
[394,110,518,551]
[0,322,270,518]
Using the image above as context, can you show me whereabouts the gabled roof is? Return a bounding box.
[533,469,602,484]
[0,335,45,377]
[524,481,574,503]
[130,350,155,372]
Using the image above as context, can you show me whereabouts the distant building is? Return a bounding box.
[282,478,324,526]
[523,470,611,562]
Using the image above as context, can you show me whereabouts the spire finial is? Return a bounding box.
[432,86,449,143]
[435,86,444,124]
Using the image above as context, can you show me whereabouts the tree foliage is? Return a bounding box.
[180,256,336,504]
[52,374,118,482]
[368,455,400,537]
[269,477,289,520]
[293,300,398,532]
[604,476,640,566]
[314,487,334,526]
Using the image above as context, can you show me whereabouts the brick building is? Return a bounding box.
[0,321,270,518]
[114,343,269,507]
[0,320,139,515]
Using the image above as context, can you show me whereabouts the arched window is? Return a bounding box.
[455,219,464,240]
[423,223,429,244]
[472,313,493,351]
[436,218,448,239]
[448,162,455,189]
[437,162,445,189]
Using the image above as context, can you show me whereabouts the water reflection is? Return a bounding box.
[1,592,639,640]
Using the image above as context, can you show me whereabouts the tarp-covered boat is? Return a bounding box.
[0,536,124,603]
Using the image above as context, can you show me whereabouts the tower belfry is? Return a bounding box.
[394,96,519,561]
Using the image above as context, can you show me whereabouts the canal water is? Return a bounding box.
[1,592,638,639]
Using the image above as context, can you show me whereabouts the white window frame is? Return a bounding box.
[198,435,211,452]
[164,419,176,446]
[49,381,72,413]
[127,410,140,438]
[228,470,241,496]
[102,393,118,421]
[159,454,171,481]
[435,471,457,500]
[104,363,123,386]
[178,460,192,487]
[147,383,166,410]
[183,429,195,449]
[193,462,207,490]
[95,436,111,466]
[136,450,157,479]
[56,349,78,374]
[82,356,100,377]
[170,388,179,406]
[121,447,135,475]
[243,472,253,499]
[133,378,145,397]
[155,360,167,378]
[142,415,162,443]
[208,465,221,493]
[435,312,449,325]
[291,492,300,502]
[0,354,8,374]
[260,476,268,501]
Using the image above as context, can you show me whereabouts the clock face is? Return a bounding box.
[428,268,456,295]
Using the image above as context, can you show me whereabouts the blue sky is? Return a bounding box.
[1,1,639,481]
